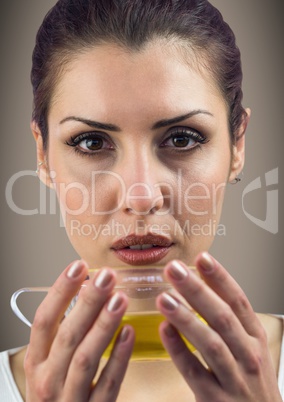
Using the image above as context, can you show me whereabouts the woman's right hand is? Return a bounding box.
[24,260,135,402]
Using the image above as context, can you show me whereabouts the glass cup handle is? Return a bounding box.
[10,287,50,328]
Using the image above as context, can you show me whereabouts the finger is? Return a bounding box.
[195,252,264,338]
[28,260,88,364]
[157,292,242,391]
[90,325,135,402]
[163,259,258,363]
[46,268,117,387]
[64,291,129,400]
[159,321,217,396]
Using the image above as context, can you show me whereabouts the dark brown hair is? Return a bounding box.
[31,0,247,150]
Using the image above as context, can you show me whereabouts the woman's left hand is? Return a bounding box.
[156,252,282,402]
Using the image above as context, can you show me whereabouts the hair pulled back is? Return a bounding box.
[31,0,246,149]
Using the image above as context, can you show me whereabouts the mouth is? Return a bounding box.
[111,234,174,265]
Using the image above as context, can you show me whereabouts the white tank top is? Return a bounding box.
[1,316,284,401]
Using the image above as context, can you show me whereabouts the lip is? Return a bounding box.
[111,234,174,265]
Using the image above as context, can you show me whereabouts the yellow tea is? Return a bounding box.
[103,312,196,361]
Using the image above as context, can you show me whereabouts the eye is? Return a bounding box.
[65,132,114,154]
[80,137,104,151]
[160,127,208,150]
[171,134,194,148]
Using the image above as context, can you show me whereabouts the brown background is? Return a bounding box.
[0,1,283,351]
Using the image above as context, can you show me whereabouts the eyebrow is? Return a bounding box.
[59,109,213,131]
[60,116,121,132]
[151,110,214,129]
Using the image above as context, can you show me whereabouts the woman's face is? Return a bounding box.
[35,42,244,269]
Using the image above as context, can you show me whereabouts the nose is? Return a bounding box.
[117,154,166,216]
[124,182,164,215]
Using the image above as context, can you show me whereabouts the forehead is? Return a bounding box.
[50,41,227,125]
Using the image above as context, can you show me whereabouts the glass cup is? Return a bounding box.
[11,265,202,361]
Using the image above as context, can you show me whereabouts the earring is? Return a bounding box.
[231,177,241,184]
[36,161,44,174]
[230,170,243,185]
[230,174,242,184]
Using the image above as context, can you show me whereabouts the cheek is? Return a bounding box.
[59,185,89,214]
[51,172,91,221]
[179,157,229,215]
[174,169,228,258]
[53,169,125,221]
[181,181,226,218]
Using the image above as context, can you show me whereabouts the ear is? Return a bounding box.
[31,121,54,189]
[228,108,251,183]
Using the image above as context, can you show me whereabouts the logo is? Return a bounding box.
[242,168,278,234]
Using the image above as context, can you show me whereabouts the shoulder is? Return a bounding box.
[271,314,284,398]
[0,347,25,402]
[257,313,284,397]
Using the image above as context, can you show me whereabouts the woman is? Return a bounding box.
[1,0,283,401]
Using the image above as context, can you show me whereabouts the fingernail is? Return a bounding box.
[200,252,215,273]
[95,269,113,289]
[67,260,84,279]
[164,323,177,338]
[118,326,130,343]
[107,292,124,312]
[168,260,188,281]
[160,293,179,311]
